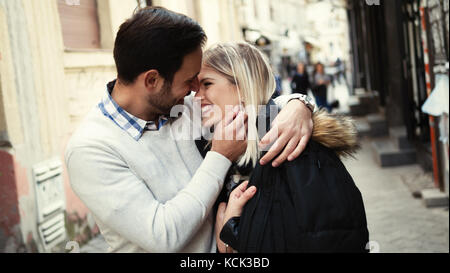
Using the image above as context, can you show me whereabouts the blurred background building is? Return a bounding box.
[0,0,448,252]
[346,0,448,197]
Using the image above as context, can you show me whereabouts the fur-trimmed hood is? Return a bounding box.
[258,100,360,159]
[311,109,360,158]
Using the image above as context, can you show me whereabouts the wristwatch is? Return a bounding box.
[288,94,316,113]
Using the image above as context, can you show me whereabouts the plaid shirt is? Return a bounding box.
[98,80,169,141]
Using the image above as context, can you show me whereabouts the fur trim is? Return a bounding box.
[312,109,360,158]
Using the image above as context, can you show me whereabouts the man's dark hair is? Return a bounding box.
[114,7,207,85]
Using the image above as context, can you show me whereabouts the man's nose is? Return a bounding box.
[191,78,200,92]
[194,85,205,99]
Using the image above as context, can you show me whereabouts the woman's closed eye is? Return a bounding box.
[203,82,212,88]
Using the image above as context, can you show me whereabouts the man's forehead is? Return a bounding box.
[181,67,199,79]
[182,58,202,77]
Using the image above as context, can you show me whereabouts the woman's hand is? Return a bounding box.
[224,181,257,223]
[259,99,313,167]
[215,181,257,253]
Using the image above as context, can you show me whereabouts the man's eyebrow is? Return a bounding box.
[188,73,199,81]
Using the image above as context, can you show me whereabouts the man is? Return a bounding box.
[65,7,315,253]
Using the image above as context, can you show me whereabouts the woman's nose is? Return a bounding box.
[194,86,205,99]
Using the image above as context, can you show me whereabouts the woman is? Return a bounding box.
[290,62,310,95]
[195,42,368,253]
[312,63,332,112]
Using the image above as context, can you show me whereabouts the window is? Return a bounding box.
[269,4,274,21]
[253,0,258,19]
[57,0,101,49]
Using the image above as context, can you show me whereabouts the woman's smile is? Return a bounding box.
[201,104,213,114]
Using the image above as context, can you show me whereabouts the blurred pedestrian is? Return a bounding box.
[312,62,332,112]
[271,64,282,99]
[335,57,343,84]
[290,62,310,95]
[272,74,282,99]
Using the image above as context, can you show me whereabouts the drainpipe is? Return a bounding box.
[419,0,441,189]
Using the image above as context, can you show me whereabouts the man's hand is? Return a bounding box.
[211,106,248,162]
[259,99,313,167]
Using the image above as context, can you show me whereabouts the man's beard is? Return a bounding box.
[147,80,177,115]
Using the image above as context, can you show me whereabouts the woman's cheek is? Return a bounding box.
[202,104,223,127]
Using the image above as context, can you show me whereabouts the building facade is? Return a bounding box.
[346,0,448,194]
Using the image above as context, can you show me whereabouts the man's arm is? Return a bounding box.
[259,94,315,167]
[65,107,247,253]
[66,145,231,253]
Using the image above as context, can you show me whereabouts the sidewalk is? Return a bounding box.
[80,235,108,253]
[343,139,449,253]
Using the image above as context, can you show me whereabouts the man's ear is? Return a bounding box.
[143,70,161,91]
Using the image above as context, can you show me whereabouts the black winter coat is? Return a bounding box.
[228,140,369,253]
[197,100,369,253]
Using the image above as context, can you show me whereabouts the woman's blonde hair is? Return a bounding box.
[203,42,276,167]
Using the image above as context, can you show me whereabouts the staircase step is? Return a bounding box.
[389,126,414,150]
[358,93,379,114]
[348,93,379,116]
[354,88,366,96]
[348,97,367,116]
[367,114,389,137]
[371,139,417,167]
[354,118,371,138]
[421,188,449,208]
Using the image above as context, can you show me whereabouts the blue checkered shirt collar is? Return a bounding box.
[98,80,169,141]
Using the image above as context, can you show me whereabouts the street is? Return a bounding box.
[343,139,449,253]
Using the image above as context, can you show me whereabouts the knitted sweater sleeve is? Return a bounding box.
[65,145,231,253]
